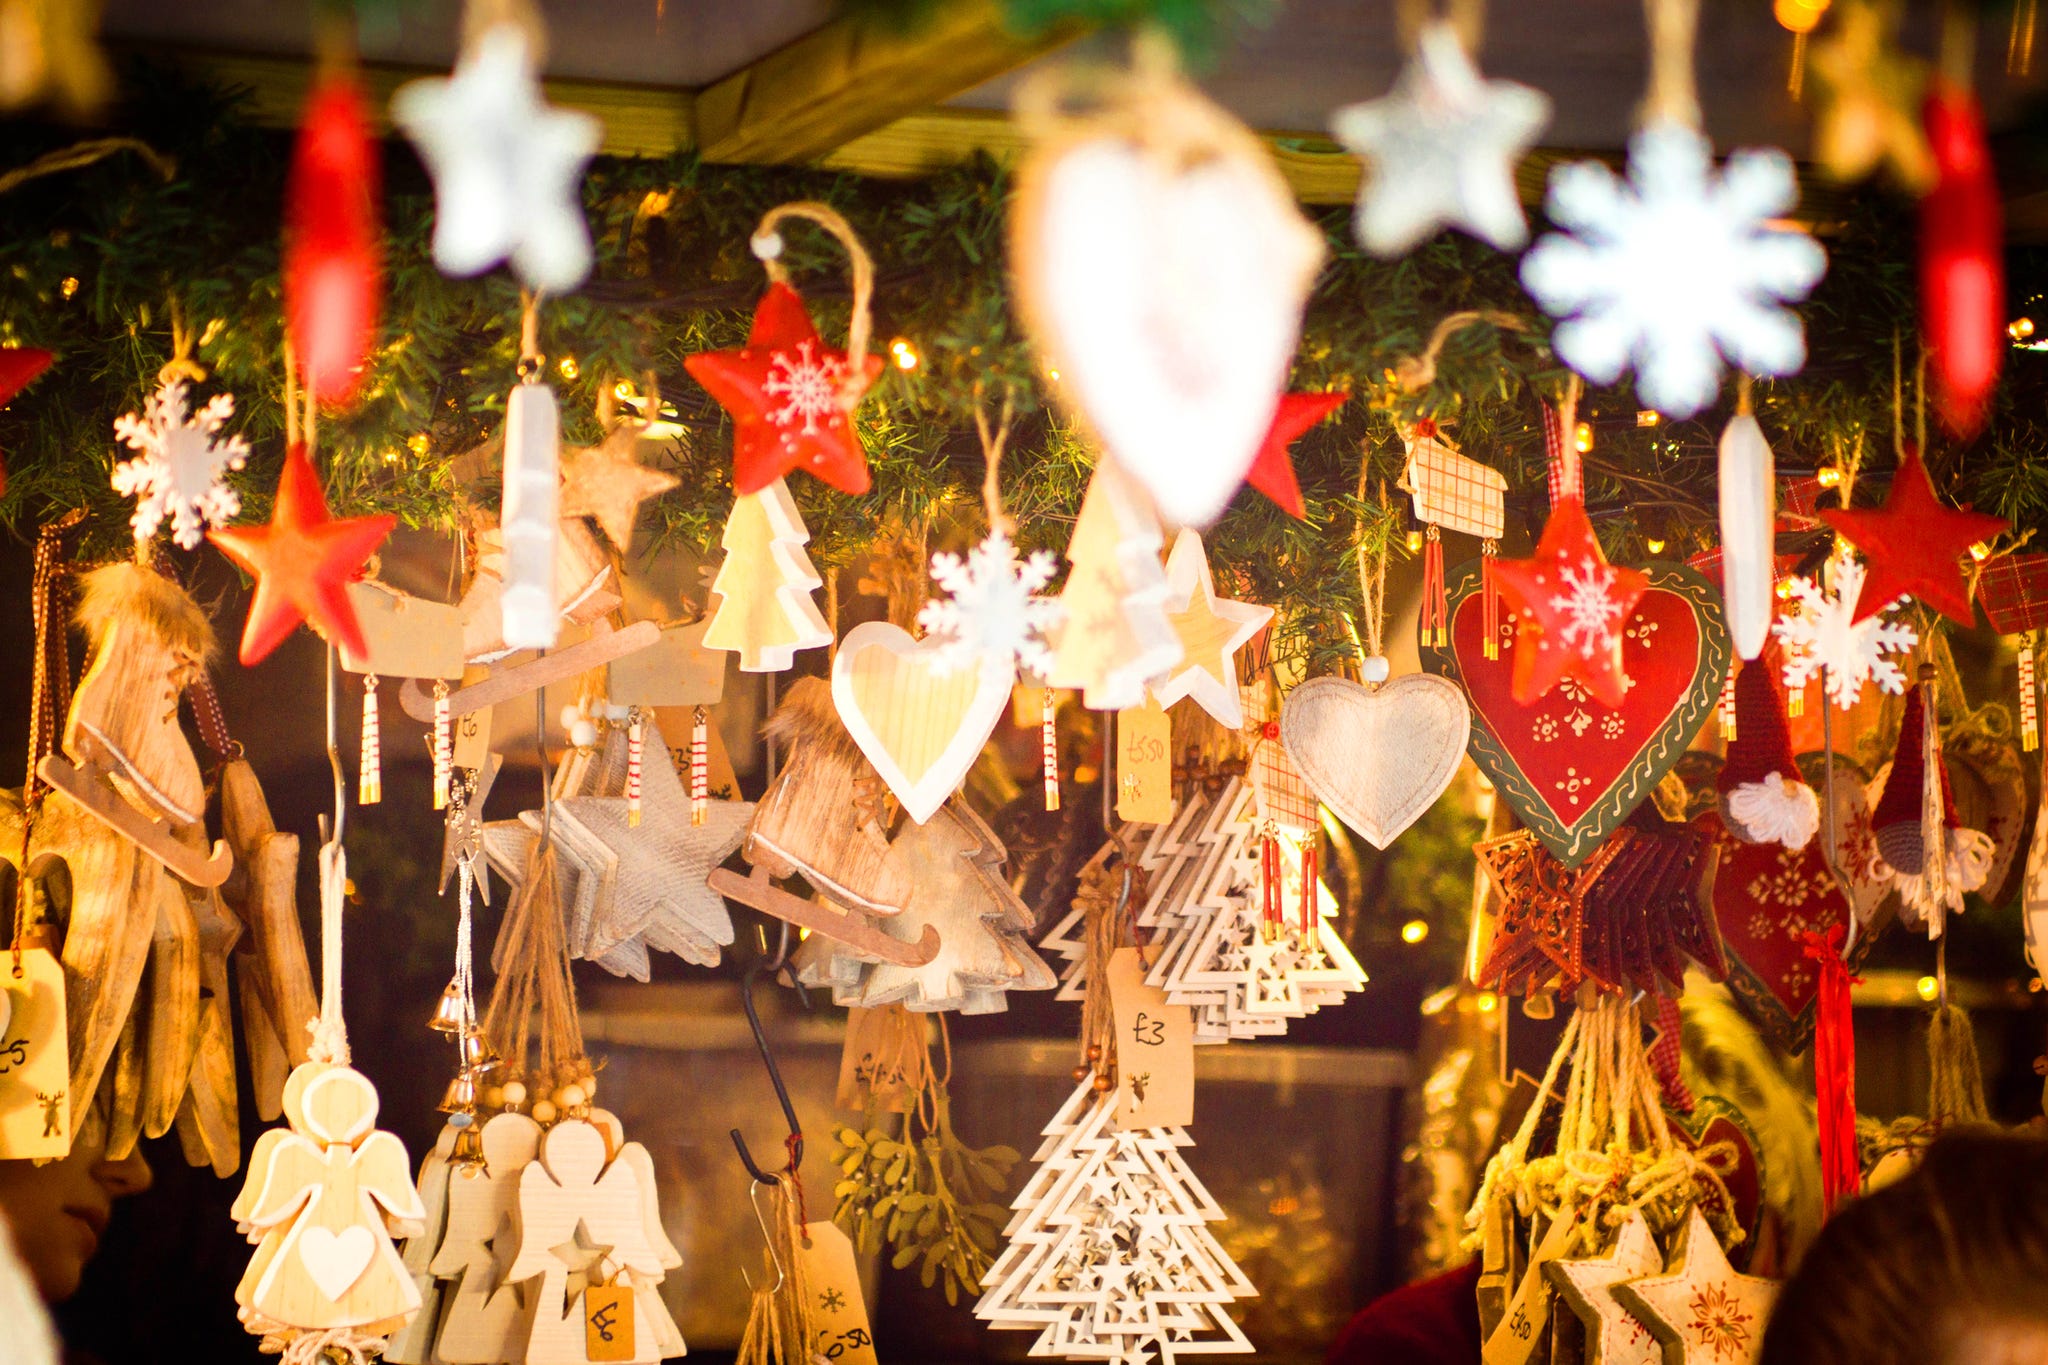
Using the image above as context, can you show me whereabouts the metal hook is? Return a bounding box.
[739,1178,787,1293]
[730,940,804,1184]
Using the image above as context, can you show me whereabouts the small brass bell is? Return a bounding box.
[457,1031,499,1071]
[449,1123,487,1172]
[428,980,466,1034]
[437,1072,478,1114]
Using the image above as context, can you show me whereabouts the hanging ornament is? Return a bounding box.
[1281,671,1468,851]
[112,375,251,551]
[1040,687,1061,812]
[1520,0,1825,417]
[1330,19,1550,257]
[1868,671,1994,937]
[2022,637,2039,752]
[1545,1208,1664,1365]
[1920,77,2004,437]
[1045,461,1182,712]
[1246,389,1348,520]
[498,349,562,653]
[685,203,882,496]
[1717,391,1778,661]
[701,477,834,673]
[1614,1207,1778,1364]
[284,69,381,407]
[1818,447,2007,625]
[832,620,1015,826]
[1808,0,1934,189]
[432,680,452,809]
[208,444,394,666]
[917,530,1062,677]
[1401,417,1506,650]
[1772,554,1919,709]
[559,402,678,552]
[1716,653,1819,848]
[1149,529,1272,730]
[390,22,600,291]
[358,674,381,805]
[1008,37,1323,528]
[1491,499,1649,708]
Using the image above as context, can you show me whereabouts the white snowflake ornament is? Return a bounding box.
[1330,21,1551,258]
[917,529,1063,675]
[390,24,601,292]
[110,376,249,549]
[1773,555,1918,709]
[1520,122,1828,417]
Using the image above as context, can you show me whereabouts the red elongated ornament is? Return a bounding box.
[285,72,382,408]
[1919,81,2002,437]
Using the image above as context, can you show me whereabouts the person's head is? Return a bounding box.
[1760,1130,2048,1365]
[0,1131,152,1302]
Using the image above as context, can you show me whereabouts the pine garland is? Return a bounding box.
[0,61,2041,675]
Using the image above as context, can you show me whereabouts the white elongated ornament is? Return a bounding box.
[500,382,560,651]
[1718,410,1777,660]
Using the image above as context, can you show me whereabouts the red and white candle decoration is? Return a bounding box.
[2021,638,2039,752]
[359,674,382,806]
[626,708,645,829]
[690,705,709,826]
[432,678,452,809]
[1041,687,1060,812]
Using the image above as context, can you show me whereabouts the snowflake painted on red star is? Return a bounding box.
[763,340,847,434]
[1548,556,1630,657]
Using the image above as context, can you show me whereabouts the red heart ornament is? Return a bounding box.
[1423,560,1729,866]
[1672,1097,1765,1263]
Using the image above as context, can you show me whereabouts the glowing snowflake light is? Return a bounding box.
[1520,122,1828,418]
[917,529,1063,675]
[110,376,251,549]
[1773,555,1918,709]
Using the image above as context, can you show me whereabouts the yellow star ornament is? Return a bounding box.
[1614,1207,1777,1365]
[1809,0,1934,191]
[1149,528,1272,729]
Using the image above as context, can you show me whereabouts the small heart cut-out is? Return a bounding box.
[1280,674,1471,849]
[831,622,1014,826]
[297,1224,376,1303]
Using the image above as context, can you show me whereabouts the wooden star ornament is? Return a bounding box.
[1809,0,1934,192]
[1246,390,1348,519]
[1491,499,1648,708]
[560,419,678,551]
[684,282,883,497]
[438,752,502,904]
[208,443,395,666]
[1150,528,1273,730]
[1614,1207,1776,1365]
[1547,1208,1665,1365]
[1818,446,2007,625]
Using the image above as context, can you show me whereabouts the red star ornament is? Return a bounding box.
[684,281,883,497]
[1819,446,2007,625]
[0,346,53,497]
[1245,389,1348,519]
[207,443,395,666]
[1490,499,1648,708]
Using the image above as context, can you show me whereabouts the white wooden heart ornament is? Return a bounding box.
[1011,75,1324,528]
[1280,673,1471,849]
[297,1224,377,1302]
[832,621,1015,826]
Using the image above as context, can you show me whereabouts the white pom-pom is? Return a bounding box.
[1362,655,1392,684]
[1724,771,1820,849]
[751,230,783,261]
[570,719,599,748]
[559,704,582,730]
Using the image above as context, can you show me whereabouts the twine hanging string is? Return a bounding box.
[1352,476,1391,667]
[1393,310,1526,394]
[309,646,352,1065]
[750,202,874,409]
[734,1174,818,1365]
[1395,0,1487,54]
[973,386,1017,538]
[1640,0,1702,129]
[0,136,174,197]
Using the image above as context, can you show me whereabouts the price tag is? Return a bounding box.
[1115,699,1173,825]
[450,666,494,770]
[583,1280,635,1362]
[338,583,466,680]
[799,1221,879,1365]
[611,620,726,707]
[1105,946,1193,1128]
[1481,1207,1580,1365]
[0,947,70,1159]
[835,1006,925,1114]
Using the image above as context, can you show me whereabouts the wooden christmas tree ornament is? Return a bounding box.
[701,476,834,673]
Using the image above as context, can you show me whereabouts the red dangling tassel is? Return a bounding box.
[2021,639,2038,752]
[1720,670,1739,742]
[1647,994,1695,1113]
[1299,839,1319,951]
[1418,525,1447,648]
[358,674,381,805]
[626,710,645,829]
[1802,926,1863,1214]
[1041,687,1061,811]
[1481,539,1501,660]
[432,678,452,810]
[1260,831,1282,941]
[690,705,709,826]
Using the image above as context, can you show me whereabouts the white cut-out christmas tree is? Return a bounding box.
[1045,462,1182,711]
[702,475,833,672]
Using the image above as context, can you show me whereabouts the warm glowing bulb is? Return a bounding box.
[889,338,918,371]
[1646,537,1667,555]
[1971,542,1991,561]
[613,379,635,399]
[1046,367,1060,383]
[2010,317,2036,341]
[1400,919,1429,944]
[557,355,579,380]
[407,433,429,455]
[382,449,399,464]
[1774,0,1829,32]
[59,276,78,299]
[1573,421,1594,454]
[1817,465,1842,488]
[1916,974,1939,1002]
[1406,530,1424,553]
[1635,409,1661,427]
[1475,991,1499,1013]
[1776,579,1794,599]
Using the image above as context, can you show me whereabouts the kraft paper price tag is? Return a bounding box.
[611,620,726,707]
[0,948,70,1160]
[448,665,494,770]
[834,1006,924,1115]
[338,582,466,680]
[1481,1207,1580,1365]
[1115,699,1174,825]
[583,1281,634,1361]
[799,1221,879,1365]
[1106,946,1193,1128]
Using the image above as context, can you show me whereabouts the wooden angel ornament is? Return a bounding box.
[430,1112,544,1362]
[234,1063,426,1344]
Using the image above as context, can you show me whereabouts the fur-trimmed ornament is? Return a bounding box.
[1869,672,1994,937]
[1716,654,1819,849]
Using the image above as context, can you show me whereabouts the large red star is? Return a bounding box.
[684,282,882,497]
[208,443,394,665]
[1819,446,2007,624]
[1491,499,1648,708]
[0,346,53,496]
[1245,389,1348,519]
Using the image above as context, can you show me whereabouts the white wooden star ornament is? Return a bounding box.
[391,24,601,291]
[1150,528,1272,729]
[1330,21,1550,258]
[1614,1207,1777,1365]
[1546,1208,1665,1365]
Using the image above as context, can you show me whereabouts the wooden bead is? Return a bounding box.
[1085,1045,1102,1061]
[531,1099,558,1124]
[1091,1074,1113,1092]
[1071,1066,1089,1082]
[501,1080,528,1106]
[558,1083,587,1109]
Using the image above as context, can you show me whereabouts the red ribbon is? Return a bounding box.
[1801,926,1863,1215]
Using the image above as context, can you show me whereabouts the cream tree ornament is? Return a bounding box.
[391,24,601,292]
[1331,21,1550,258]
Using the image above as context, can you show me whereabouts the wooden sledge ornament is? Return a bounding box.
[400,619,661,723]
